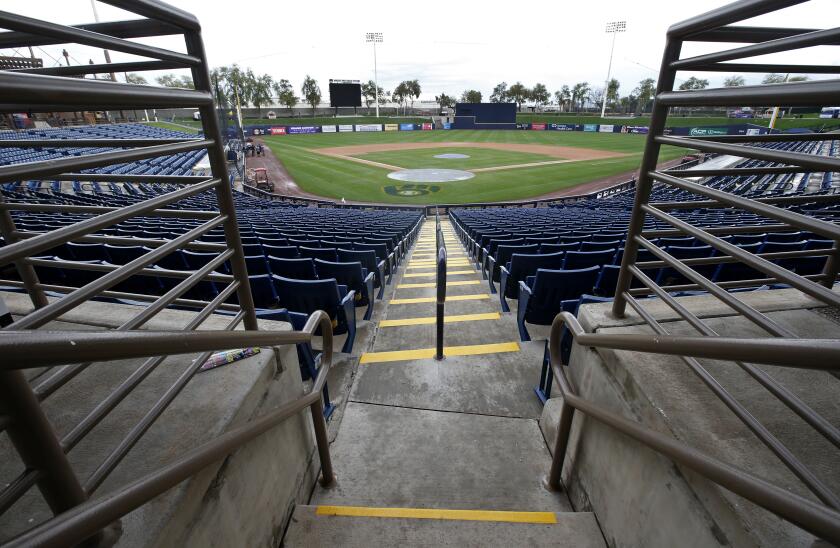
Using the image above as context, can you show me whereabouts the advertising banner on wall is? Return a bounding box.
[422,123,433,130]
[599,124,614,133]
[550,123,579,131]
[399,123,415,131]
[625,126,649,134]
[583,124,598,132]
[288,126,318,134]
[270,127,287,135]
[338,124,354,132]
[531,123,547,130]
[356,124,382,132]
[443,122,452,129]
[384,124,399,131]
[321,125,337,133]
[688,127,729,136]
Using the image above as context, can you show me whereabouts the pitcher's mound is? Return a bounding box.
[387,169,475,183]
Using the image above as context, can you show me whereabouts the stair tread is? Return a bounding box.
[284,505,606,548]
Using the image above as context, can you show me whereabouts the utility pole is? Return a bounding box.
[601,21,626,119]
[366,33,383,118]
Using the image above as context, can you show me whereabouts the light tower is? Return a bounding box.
[601,21,626,118]
[365,32,383,118]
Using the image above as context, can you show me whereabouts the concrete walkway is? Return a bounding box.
[284,219,605,546]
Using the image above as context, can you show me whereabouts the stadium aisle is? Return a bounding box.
[285,218,606,546]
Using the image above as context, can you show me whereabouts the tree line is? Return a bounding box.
[126,69,811,118]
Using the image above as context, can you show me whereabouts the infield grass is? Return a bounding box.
[263,130,686,204]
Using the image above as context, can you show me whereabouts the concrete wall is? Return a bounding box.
[0,293,318,547]
[540,288,840,547]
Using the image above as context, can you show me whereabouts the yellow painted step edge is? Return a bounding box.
[389,293,490,304]
[379,312,500,327]
[398,280,480,289]
[315,505,557,524]
[360,341,520,363]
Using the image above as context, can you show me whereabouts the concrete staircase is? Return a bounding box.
[283,219,606,547]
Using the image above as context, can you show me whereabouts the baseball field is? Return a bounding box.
[259,129,686,204]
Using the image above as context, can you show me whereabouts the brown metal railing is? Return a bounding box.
[538,0,840,543]
[0,311,337,547]
[544,312,840,544]
[0,0,278,542]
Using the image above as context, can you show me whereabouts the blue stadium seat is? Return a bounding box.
[338,248,386,298]
[516,266,601,341]
[563,248,616,270]
[261,244,299,259]
[299,246,339,262]
[498,252,565,312]
[273,276,357,353]
[314,259,375,320]
[267,257,317,280]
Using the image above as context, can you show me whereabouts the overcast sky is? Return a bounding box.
[3,0,839,102]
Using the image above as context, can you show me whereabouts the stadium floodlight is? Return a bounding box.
[366,32,383,118]
[601,20,626,119]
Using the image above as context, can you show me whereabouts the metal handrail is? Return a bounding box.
[571,1,840,540]
[435,208,446,360]
[0,0,260,536]
[544,312,840,544]
[0,310,336,548]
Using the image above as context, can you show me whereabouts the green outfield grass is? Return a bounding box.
[146,121,200,133]
[514,113,829,131]
[351,147,559,170]
[263,130,686,204]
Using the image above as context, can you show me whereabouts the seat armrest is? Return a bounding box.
[499,265,511,312]
[516,280,533,341]
[486,255,496,290]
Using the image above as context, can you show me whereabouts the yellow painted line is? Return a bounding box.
[402,270,475,278]
[360,341,520,363]
[379,312,500,327]
[389,293,490,304]
[315,505,556,524]
[408,261,471,267]
[398,280,480,288]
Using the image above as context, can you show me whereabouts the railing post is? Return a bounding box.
[310,396,336,487]
[545,398,575,491]
[0,369,87,514]
[0,198,48,309]
[184,30,259,331]
[612,37,683,318]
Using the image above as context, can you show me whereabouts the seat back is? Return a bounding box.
[315,259,365,295]
[657,245,715,286]
[299,246,339,262]
[261,244,298,259]
[540,242,579,254]
[103,244,145,265]
[526,266,601,324]
[274,275,340,316]
[505,252,565,298]
[713,243,764,282]
[67,242,106,261]
[267,257,317,280]
[580,240,621,252]
[244,254,270,275]
[563,248,616,270]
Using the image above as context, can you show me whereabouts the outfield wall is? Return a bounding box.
[233,122,774,139]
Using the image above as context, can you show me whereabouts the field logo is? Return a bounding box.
[384,183,441,197]
[321,124,337,133]
[269,127,286,135]
[689,127,728,136]
[384,123,399,131]
[583,124,598,132]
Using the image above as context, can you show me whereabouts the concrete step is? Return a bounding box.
[284,504,605,547]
